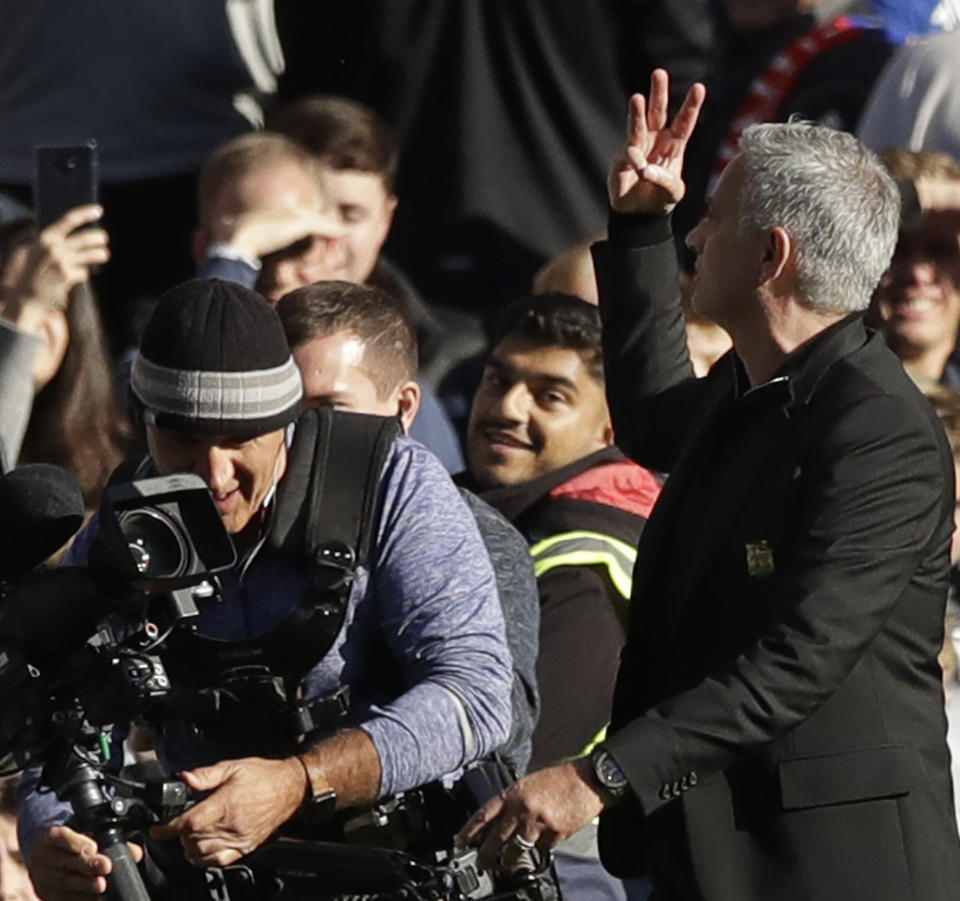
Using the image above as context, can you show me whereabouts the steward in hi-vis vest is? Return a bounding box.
[460,292,662,901]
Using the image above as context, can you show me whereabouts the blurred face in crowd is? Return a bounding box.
[685,156,766,330]
[146,425,287,539]
[291,330,418,432]
[875,213,960,362]
[204,160,348,303]
[467,335,613,489]
[317,166,397,284]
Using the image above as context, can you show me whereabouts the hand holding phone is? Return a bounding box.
[3,206,109,320]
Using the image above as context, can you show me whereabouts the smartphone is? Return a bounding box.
[34,142,99,229]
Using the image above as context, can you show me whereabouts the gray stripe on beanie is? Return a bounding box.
[131,354,303,422]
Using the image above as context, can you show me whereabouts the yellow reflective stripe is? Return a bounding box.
[529,530,636,599]
[531,529,637,563]
[580,724,608,758]
[560,724,610,765]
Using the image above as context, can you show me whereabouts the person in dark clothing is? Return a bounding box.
[462,293,661,769]
[459,293,661,900]
[274,0,715,313]
[461,69,960,901]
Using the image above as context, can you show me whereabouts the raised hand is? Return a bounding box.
[607,69,706,216]
[2,205,109,317]
[208,205,345,261]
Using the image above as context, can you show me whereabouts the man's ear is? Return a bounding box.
[396,379,421,434]
[273,438,289,484]
[759,226,792,288]
[599,412,615,449]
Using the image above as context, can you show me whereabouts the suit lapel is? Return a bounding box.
[669,317,870,610]
[677,402,794,606]
[625,316,872,665]
[626,368,735,643]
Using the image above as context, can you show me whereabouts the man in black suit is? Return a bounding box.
[459,70,960,900]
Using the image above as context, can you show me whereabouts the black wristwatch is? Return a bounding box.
[591,747,629,800]
[294,755,338,826]
[299,787,338,826]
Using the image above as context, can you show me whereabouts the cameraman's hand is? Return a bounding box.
[28,825,143,901]
[151,757,308,867]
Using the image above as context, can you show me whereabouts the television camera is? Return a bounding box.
[0,465,560,901]
[0,467,236,900]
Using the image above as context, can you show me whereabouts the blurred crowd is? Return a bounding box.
[3,1,960,899]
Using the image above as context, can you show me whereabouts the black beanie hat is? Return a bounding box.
[130,279,303,435]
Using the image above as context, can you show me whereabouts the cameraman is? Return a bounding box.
[18,279,513,899]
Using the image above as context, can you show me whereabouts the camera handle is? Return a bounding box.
[44,753,151,901]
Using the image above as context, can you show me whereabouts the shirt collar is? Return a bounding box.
[730,312,869,412]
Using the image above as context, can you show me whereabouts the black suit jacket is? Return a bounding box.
[592,215,960,901]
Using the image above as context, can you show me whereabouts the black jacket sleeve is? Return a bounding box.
[592,213,705,472]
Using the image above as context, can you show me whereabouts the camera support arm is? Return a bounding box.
[43,750,151,901]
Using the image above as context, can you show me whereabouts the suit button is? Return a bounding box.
[679,775,690,790]
[689,771,698,786]
[672,780,682,795]
[659,785,671,800]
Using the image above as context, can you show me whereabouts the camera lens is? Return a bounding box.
[118,509,189,579]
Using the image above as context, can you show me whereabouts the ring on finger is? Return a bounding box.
[509,833,536,851]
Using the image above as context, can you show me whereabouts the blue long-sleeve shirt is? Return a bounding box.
[19,435,512,855]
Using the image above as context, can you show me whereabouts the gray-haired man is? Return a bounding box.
[461,70,960,901]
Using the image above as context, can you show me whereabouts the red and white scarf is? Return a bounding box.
[709,15,865,193]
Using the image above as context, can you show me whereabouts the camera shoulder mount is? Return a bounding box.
[156,409,402,755]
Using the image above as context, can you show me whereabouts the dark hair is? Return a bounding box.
[276,281,417,397]
[269,95,399,193]
[19,283,132,509]
[493,292,605,382]
[0,219,132,510]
